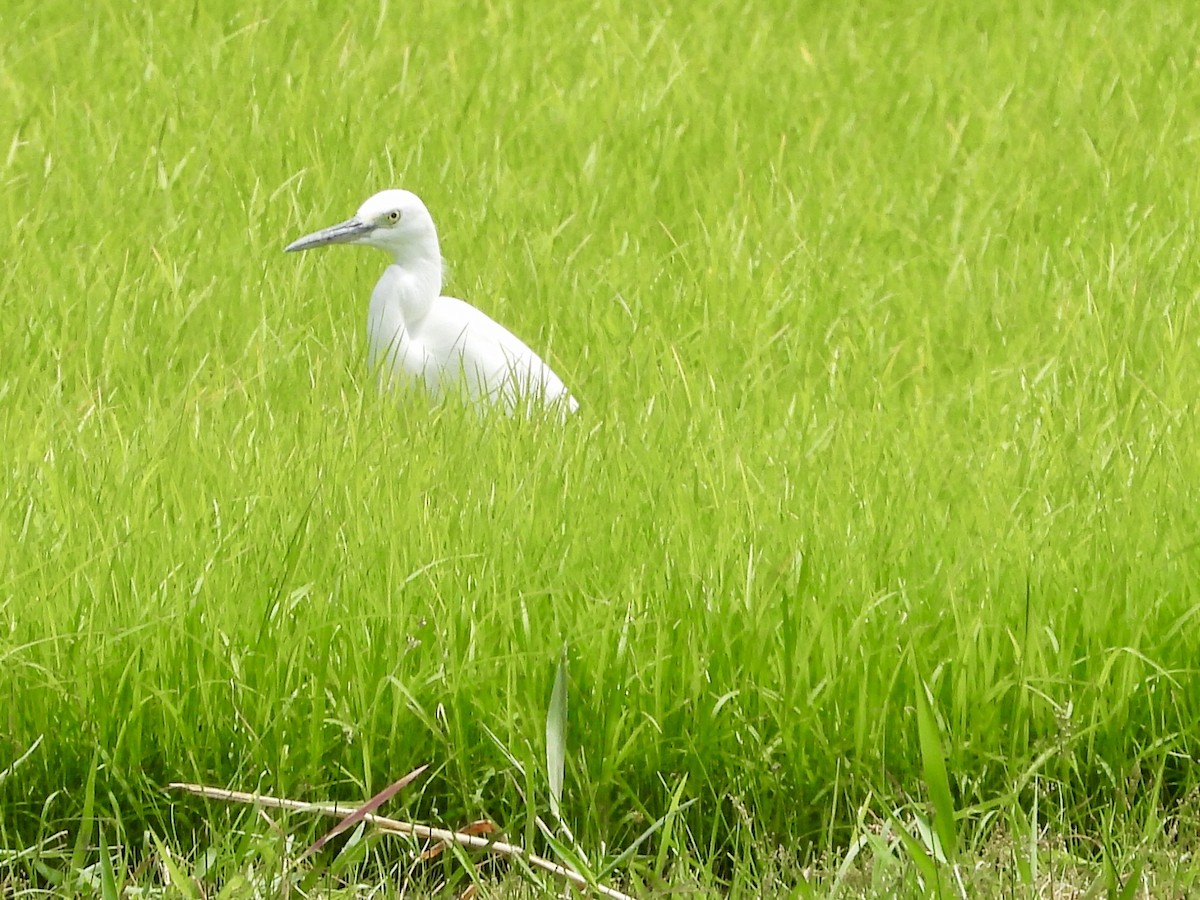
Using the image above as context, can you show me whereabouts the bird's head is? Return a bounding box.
[284,189,439,263]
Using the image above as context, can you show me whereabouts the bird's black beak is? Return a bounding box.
[284,216,375,252]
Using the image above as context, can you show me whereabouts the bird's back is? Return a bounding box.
[368,275,577,414]
[425,296,578,412]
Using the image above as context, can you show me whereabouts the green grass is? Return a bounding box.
[2,0,1199,894]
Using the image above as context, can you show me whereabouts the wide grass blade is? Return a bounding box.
[150,832,202,900]
[69,751,99,878]
[881,806,939,890]
[546,644,569,822]
[97,825,119,900]
[914,669,958,863]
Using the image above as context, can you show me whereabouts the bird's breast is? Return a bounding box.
[367,267,426,380]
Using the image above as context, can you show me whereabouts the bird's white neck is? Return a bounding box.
[389,242,443,324]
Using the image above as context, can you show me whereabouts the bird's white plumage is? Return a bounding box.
[285,189,578,415]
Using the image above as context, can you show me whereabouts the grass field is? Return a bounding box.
[2,0,1199,895]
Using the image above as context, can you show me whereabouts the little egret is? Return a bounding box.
[285,189,578,415]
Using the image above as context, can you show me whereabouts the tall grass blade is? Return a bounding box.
[69,750,99,878]
[546,644,569,822]
[914,671,958,863]
[97,825,119,900]
[150,832,202,900]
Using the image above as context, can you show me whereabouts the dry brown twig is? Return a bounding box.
[168,780,636,900]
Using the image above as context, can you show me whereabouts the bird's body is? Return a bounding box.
[285,189,577,414]
[365,265,575,409]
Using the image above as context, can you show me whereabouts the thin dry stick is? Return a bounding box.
[169,782,636,900]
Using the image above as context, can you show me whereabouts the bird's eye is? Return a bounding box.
[387,210,401,223]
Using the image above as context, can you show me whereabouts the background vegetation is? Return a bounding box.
[2,0,1198,894]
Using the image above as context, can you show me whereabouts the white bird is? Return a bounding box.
[285,189,578,415]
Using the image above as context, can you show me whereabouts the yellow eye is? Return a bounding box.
[387,210,401,223]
